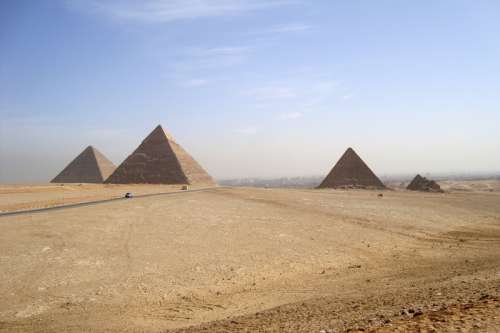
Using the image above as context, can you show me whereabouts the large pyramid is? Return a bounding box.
[105,125,215,186]
[317,148,386,189]
[51,146,116,183]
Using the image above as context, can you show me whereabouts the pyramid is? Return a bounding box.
[105,125,215,186]
[407,174,443,193]
[51,146,116,183]
[317,148,386,189]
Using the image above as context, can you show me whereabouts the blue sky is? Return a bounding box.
[1,0,499,182]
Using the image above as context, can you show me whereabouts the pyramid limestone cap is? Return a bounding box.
[145,124,176,143]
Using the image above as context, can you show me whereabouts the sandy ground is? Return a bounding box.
[0,186,499,332]
[0,184,194,213]
[438,179,500,193]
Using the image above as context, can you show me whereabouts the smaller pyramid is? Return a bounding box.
[51,146,116,183]
[317,148,386,189]
[105,125,215,186]
[407,174,443,193]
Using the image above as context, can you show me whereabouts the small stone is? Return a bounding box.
[413,310,423,317]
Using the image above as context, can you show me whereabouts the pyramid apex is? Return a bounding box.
[151,124,170,135]
[83,145,96,153]
[414,174,423,180]
[148,124,176,142]
[147,124,165,135]
[344,147,359,157]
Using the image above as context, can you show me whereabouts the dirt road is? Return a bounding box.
[0,184,186,213]
[0,187,499,332]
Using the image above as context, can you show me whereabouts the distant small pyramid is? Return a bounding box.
[51,146,116,183]
[105,125,215,185]
[407,174,443,193]
[317,148,386,189]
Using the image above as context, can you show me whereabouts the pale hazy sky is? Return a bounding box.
[1,1,499,183]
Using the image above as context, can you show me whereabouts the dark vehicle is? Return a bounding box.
[124,192,133,198]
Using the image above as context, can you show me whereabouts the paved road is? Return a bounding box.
[0,187,218,218]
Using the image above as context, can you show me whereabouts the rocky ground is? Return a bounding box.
[0,185,499,332]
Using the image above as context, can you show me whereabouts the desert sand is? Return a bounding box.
[0,185,499,332]
[0,184,188,213]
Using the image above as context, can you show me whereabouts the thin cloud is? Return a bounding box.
[174,46,252,71]
[243,86,296,101]
[182,78,210,87]
[270,23,310,33]
[343,93,355,100]
[189,46,251,57]
[279,111,303,120]
[258,23,311,34]
[243,79,339,106]
[233,126,257,134]
[68,0,297,22]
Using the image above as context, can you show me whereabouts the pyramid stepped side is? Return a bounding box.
[51,146,115,183]
[105,125,215,185]
[169,140,215,186]
[318,148,385,189]
[407,174,425,190]
[407,174,443,192]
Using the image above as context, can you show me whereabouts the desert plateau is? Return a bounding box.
[1,183,499,332]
